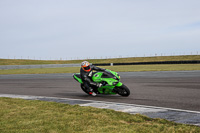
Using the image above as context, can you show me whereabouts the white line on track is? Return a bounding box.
[0,93,200,114]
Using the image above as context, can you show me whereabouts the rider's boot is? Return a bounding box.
[88,88,97,96]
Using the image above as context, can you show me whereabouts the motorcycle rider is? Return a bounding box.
[80,61,106,96]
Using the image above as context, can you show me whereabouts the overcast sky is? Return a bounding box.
[0,0,200,60]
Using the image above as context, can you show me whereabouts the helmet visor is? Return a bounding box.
[84,66,91,70]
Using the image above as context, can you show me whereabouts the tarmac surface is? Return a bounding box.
[0,71,200,111]
[0,71,200,125]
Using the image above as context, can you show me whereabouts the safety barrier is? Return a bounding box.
[93,60,200,66]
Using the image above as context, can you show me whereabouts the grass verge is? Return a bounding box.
[1,55,200,65]
[0,97,199,133]
[0,64,200,75]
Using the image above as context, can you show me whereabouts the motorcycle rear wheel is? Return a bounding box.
[80,84,88,94]
[116,84,130,97]
[80,84,98,95]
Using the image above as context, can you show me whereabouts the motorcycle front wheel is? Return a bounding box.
[115,84,130,97]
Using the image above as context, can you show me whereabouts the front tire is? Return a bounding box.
[116,84,130,97]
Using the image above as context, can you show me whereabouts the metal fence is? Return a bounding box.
[3,52,199,61]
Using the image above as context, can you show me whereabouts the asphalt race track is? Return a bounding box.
[0,71,200,112]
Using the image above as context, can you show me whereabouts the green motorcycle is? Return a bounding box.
[73,69,130,97]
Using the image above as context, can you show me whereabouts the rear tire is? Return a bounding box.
[80,84,88,94]
[116,84,130,97]
[80,84,98,95]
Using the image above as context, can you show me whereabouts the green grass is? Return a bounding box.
[0,97,199,133]
[0,64,200,75]
[1,55,200,65]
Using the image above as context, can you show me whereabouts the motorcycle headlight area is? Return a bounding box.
[117,73,120,79]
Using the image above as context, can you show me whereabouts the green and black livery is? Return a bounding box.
[73,69,130,96]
